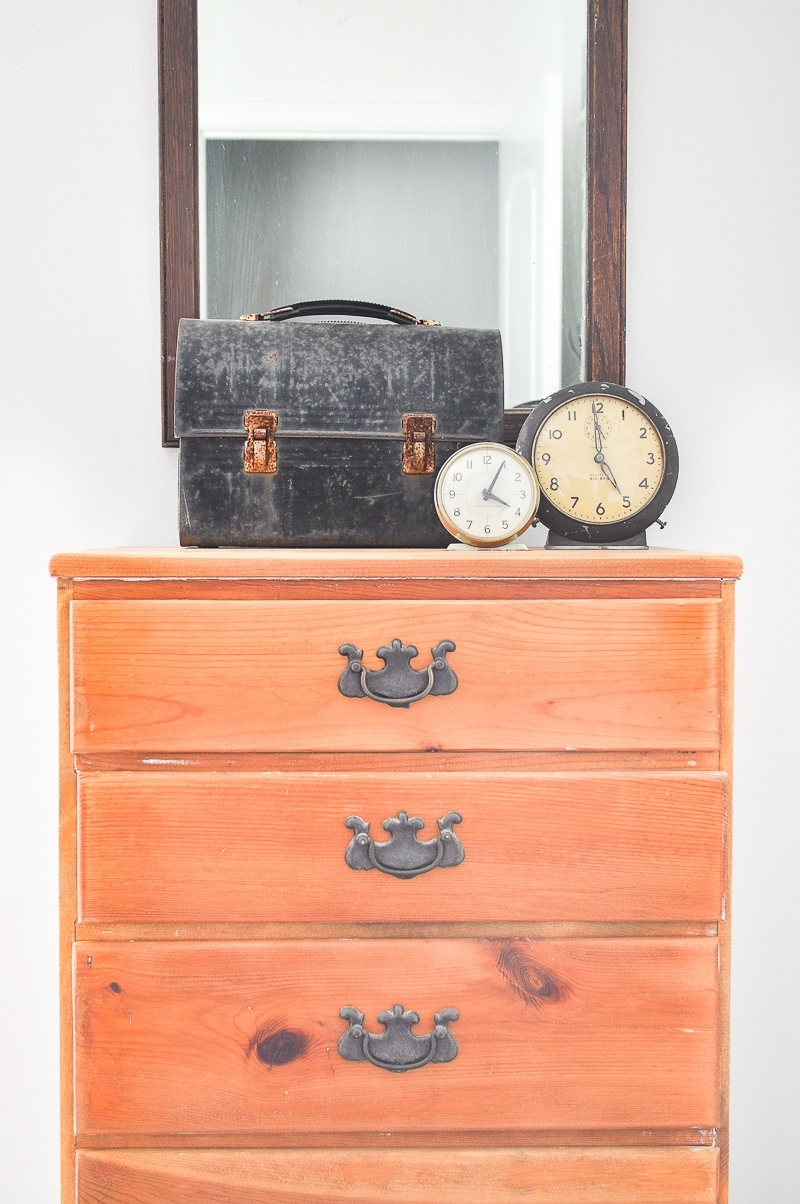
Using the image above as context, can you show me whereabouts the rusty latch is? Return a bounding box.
[243,410,278,473]
[402,414,436,474]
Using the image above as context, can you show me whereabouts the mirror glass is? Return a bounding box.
[198,0,587,406]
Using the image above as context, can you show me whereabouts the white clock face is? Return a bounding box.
[435,443,539,546]
[533,394,666,524]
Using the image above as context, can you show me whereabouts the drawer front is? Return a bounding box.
[78,772,726,924]
[70,598,722,753]
[76,1147,720,1204]
[74,938,718,1138]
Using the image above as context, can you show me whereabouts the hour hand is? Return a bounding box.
[484,491,510,507]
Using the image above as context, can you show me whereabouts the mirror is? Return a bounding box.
[159,0,626,443]
[199,0,585,408]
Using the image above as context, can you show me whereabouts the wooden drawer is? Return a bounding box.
[74,938,719,1139]
[70,598,722,753]
[78,771,726,924]
[76,1147,720,1204]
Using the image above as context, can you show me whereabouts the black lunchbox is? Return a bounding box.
[175,301,504,548]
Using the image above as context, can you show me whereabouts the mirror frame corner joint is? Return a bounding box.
[158,0,627,446]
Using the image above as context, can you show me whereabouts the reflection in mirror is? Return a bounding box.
[199,0,587,405]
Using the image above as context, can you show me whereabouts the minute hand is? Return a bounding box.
[482,459,506,501]
[592,406,604,454]
[591,406,622,496]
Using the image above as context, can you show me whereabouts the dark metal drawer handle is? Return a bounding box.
[338,639,457,708]
[345,811,464,879]
[338,1004,459,1072]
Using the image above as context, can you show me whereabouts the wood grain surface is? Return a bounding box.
[76,923,717,944]
[70,598,722,752]
[74,750,722,773]
[74,938,719,1139]
[585,0,628,384]
[75,1127,715,1151]
[58,580,77,1204]
[76,1146,719,1203]
[71,578,724,601]
[51,546,743,581]
[78,771,726,924]
[158,0,198,446]
[57,548,738,1203]
[717,580,736,1204]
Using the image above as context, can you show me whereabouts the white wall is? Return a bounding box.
[0,2,797,1199]
[0,5,174,1200]
[627,3,800,1197]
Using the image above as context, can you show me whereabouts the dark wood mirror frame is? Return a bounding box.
[158,0,626,446]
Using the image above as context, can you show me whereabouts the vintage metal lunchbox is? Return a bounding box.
[174,301,504,547]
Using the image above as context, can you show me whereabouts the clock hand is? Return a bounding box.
[592,404,604,455]
[485,491,511,507]
[482,459,506,501]
[594,452,623,497]
[590,406,622,497]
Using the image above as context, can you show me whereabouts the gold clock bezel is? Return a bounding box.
[434,442,540,548]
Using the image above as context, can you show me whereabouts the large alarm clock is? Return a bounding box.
[515,382,678,546]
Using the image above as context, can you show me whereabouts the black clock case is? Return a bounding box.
[515,382,679,546]
[175,317,504,548]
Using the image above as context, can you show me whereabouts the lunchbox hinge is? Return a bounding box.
[243,410,278,473]
[402,413,436,474]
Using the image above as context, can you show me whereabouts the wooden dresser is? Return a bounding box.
[51,547,740,1204]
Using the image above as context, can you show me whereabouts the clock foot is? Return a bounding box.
[545,530,648,549]
[446,538,531,552]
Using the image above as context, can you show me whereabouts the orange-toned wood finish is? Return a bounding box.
[75,749,721,772]
[72,577,723,600]
[74,938,718,1139]
[50,546,743,580]
[76,1146,720,1203]
[78,771,726,924]
[57,580,77,1203]
[53,547,740,1204]
[70,598,722,752]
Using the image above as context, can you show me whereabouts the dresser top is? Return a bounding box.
[50,546,742,581]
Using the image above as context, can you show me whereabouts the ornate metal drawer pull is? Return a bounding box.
[338,639,457,708]
[338,1003,459,1072]
[345,811,464,879]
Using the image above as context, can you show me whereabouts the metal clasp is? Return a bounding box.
[243,410,278,473]
[402,413,436,474]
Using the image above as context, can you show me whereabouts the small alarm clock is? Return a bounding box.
[515,382,679,547]
[434,442,540,547]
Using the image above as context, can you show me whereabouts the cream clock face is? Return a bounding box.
[533,394,666,524]
[435,443,540,547]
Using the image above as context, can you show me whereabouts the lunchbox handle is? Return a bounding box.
[240,299,441,326]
